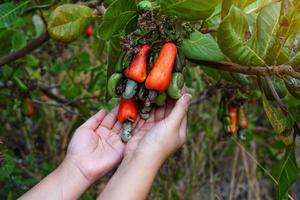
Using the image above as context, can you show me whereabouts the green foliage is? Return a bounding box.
[0,1,28,28]
[217,6,265,65]
[98,0,137,40]
[47,4,94,42]
[262,94,293,134]
[1,0,300,198]
[182,31,224,62]
[160,0,219,21]
[272,145,299,200]
[0,154,16,180]
[12,30,26,51]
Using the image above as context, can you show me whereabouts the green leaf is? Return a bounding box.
[262,94,292,134]
[264,1,300,65]
[272,145,299,200]
[290,52,300,67]
[1,65,13,82]
[289,105,300,120]
[32,15,45,36]
[160,0,219,21]
[217,6,265,66]
[88,71,106,93]
[0,1,28,28]
[201,66,221,80]
[250,2,281,60]
[0,154,16,180]
[98,0,136,40]
[60,82,81,100]
[47,4,94,42]
[181,31,224,62]
[13,75,28,92]
[49,62,67,73]
[12,30,26,51]
[124,15,138,35]
[26,55,40,68]
[221,0,255,18]
[0,29,14,56]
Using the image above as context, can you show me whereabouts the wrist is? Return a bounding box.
[123,147,165,171]
[53,157,91,198]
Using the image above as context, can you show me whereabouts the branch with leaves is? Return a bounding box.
[0,0,105,67]
[189,59,300,79]
[0,33,49,67]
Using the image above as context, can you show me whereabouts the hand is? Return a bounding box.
[124,93,192,162]
[65,108,125,184]
[96,94,192,200]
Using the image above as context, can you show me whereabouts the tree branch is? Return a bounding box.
[0,1,105,67]
[0,33,50,67]
[189,59,300,79]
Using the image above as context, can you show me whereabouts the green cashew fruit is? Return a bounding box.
[123,79,138,99]
[284,77,300,99]
[154,92,167,106]
[107,73,123,97]
[167,72,184,100]
[258,77,287,100]
[137,0,153,12]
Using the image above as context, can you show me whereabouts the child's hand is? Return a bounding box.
[124,94,192,162]
[65,108,125,183]
[97,94,192,200]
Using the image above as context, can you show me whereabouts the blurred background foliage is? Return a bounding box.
[0,0,300,199]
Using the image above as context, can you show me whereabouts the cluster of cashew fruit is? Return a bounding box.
[218,98,248,140]
[107,42,185,142]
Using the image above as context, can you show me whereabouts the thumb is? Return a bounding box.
[166,94,192,127]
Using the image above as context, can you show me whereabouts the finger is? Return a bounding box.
[112,121,122,133]
[155,106,166,121]
[80,109,106,130]
[136,118,146,129]
[179,115,187,141]
[164,99,175,118]
[100,106,119,129]
[165,94,192,128]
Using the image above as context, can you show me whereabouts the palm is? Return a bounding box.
[67,109,125,182]
[125,101,174,156]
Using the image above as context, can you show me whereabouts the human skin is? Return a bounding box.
[19,93,192,200]
[98,94,192,200]
[19,108,126,200]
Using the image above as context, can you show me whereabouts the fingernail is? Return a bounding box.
[183,94,192,104]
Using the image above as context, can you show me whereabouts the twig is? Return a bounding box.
[0,33,50,67]
[32,99,83,117]
[0,0,105,67]
[265,76,289,114]
[200,27,218,33]
[189,59,300,80]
